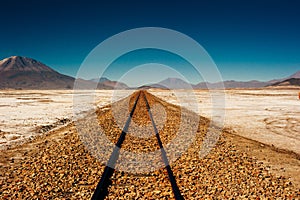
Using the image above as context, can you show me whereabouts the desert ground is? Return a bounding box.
[151,89,300,155]
[151,88,300,189]
[0,90,132,150]
[1,89,298,154]
[0,89,300,197]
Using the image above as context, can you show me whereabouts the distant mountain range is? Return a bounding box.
[0,56,299,89]
[147,71,300,89]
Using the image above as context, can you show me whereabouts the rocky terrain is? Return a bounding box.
[0,91,299,199]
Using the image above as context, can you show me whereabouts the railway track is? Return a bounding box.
[91,91,183,200]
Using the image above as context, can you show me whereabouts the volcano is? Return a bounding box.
[0,56,74,89]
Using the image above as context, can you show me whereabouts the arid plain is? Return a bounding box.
[0,88,299,198]
[1,89,299,154]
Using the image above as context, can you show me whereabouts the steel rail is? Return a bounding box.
[91,91,141,200]
[143,92,184,200]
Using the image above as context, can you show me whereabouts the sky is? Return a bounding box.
[0,0,299,85]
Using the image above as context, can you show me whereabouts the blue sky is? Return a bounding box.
[101,49,202,86]
[0,0,299,85]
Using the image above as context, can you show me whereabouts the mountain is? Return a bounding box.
[157,78,192,89]
[74,78,128,90]
[1,56,298,90]
[271,78,300,87]
[138,83,169,90]
[194,80,268,89]
[0,56,129,90]
[90,77,128,89]
[154,70,300,89]
[268,70,300,84]
[0,56,74,89]
[90,77,110,83]
[98,80,128,89]
[0,56,54,72]
[152,78,268,89]
[287,71,300,79]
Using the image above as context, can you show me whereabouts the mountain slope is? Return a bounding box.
[271,78,300,87]
[267,70,300,84]
[287,71,300,79]
[158,78,192,89]
[0,56,74,89]
[90,77,128,89]
[98,80,128,89]
[0,56,55,72]
[90,77,110,83]
[156,71,300,89]
[0,56,129,90]
[194,80,268,89]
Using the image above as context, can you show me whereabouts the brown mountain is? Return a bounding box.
[271,78,300,87]
[99,80,128,89]
[286,71,300,79]
[0,56,74,89]
[268,70,300,84]
[0,56,129,90]
[153,71,300,89]
[194,80,268,89]
[90,78,128,89]
[157,78,192,89]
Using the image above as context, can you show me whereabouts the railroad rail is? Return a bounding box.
[91,91,183,200]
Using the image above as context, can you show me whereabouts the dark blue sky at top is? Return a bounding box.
[0,0,299,83]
